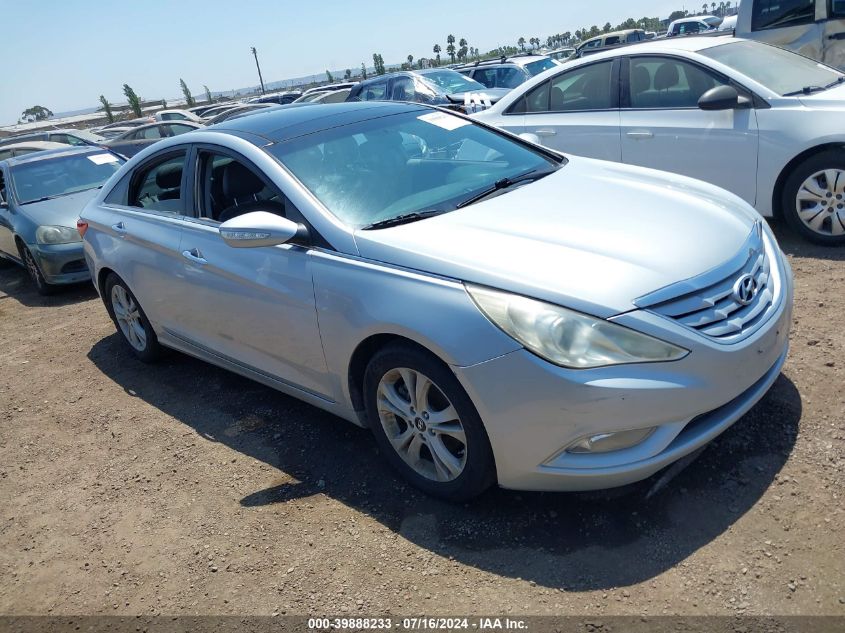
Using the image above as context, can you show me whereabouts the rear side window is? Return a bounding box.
[128,152,186,214]
[752,0,815,30]
[511,61,614,113]
[475,67,525,89]
[605,36,621,45]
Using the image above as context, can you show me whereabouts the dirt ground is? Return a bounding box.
[0,221,843,618]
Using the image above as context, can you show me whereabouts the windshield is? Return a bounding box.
[419,70,487,94]
[269,109,560,228]
[700,40,845,96]
[11,152,124,204]
[524,58,557,76]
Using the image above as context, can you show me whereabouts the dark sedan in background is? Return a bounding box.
[101,121,203,158]
[0,146,124,294]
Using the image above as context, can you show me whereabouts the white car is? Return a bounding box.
[667,16,719,37]
[473,36,845,245]
[154,109,203,123]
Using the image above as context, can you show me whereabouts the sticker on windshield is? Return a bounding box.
[418,112,470,131]
[88,153,119,165]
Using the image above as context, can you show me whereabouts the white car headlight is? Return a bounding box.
[36,225,82,245]
[466,284,689,369]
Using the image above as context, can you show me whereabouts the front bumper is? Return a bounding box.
[31,242,90,285]
[453,259,793,492]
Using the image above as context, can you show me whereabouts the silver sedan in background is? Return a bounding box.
[80,103,792,500]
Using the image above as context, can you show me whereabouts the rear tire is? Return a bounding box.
[363,342,496,501]
[782,150,845,246]
[104,273,161,362]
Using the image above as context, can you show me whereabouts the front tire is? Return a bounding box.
[782,151,845,245]
[363,343,496,501]
[104,273,161,362]
[20,245,56,295]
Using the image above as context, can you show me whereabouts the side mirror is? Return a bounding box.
[698,85,749,111]
[219,211,307,248]
[518,132,542,145]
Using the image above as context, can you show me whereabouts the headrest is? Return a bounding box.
[654,64,680,91]
[223,161,264,199]
[155,163,182,189]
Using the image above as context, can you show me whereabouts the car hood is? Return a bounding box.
[353,157,759,318]
[18,188,100,227]
[446,88,510,104]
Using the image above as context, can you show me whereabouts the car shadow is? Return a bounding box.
[87,334,800,591]
[770,219,845,261]
[0,265,98,308]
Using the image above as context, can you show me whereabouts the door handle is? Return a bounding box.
[112,221,127,235]
[182,248,207,265]
[828,32,845,40]
[626,130,654,140]
[534,128,557,136]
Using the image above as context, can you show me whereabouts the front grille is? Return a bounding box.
[637,223,778,342]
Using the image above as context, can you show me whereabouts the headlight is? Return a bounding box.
[466,284,689,369]
[36,225,82,245]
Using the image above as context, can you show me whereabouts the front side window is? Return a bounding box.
[140,126,165,140]
[391,77,416,101]
[751,0,815,30]
[629,57,727,109]
[475,67,525,89]
[833,0,845,18]
[605,36,621,45]
[197,151,287,222]
[361,81,388,100]
[270,110,560,228]
[127,152,186,213]
[418,70,486,94]
[10,152,123,204]
[701,40,844,95]
[167,124,196,136]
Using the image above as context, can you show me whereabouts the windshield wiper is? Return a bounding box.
[825,75,845,89]
[20,194,64,204]
[455,169,554,209]
[361,209,448,230]
[784,84,830,96]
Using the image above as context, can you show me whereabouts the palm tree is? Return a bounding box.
[711,2,716,13]
[446,34,456,63]
[518,36,525,51]
[407,54,414,67]
[702,3,708,14]
[432,44,441,66]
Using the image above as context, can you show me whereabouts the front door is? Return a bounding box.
[619,55,760,206]
[173,147,330,397]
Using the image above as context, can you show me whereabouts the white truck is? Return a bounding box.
[736,0,845,68]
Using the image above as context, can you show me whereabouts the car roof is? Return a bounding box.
[458,54,550,69]
[672,15,715,24]
[0,140,68,151]
[211,101,426,143]
[3,145,112,167]
[575,33,736,60]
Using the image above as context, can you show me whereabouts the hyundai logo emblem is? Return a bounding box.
[733,274,759,306]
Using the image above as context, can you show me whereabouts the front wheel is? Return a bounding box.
[20,246,56,295]
[363,343,496,501]
[782,151,845,245]
[104,273,161,362]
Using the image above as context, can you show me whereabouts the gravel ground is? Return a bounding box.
[0,222,843,617]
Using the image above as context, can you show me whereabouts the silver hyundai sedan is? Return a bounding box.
[80,102,793,500]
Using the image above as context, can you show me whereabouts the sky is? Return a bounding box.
[0,0,685,125]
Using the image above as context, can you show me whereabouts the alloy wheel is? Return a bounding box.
[376,368,467,483]
[23,249,43,288]
[111,284,147,352]
[795,168,845,237]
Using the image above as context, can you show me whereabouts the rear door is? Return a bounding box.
[515,59,622,160]
[0,167,17,258]
[173,145,330,396]
[823,0,845,68]
[619,55,759,205]
[93,149,191,332]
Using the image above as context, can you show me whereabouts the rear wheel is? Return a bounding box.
[782,151,845,245]
[104,273,161,362]
[364,343,496,501]
[20,245,56,295]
